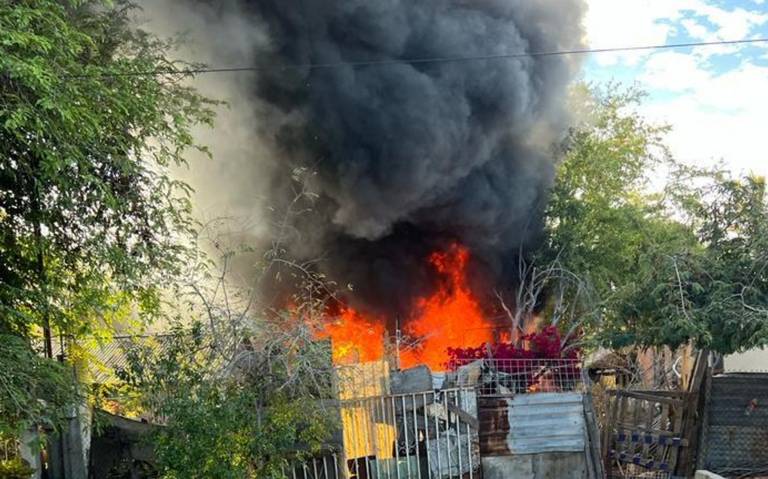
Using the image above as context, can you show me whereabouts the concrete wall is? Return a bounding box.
[482,452,586,479]
[725,347,768,372]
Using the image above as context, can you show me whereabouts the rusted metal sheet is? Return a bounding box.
[479,392,586,456]
[478,396,511,456]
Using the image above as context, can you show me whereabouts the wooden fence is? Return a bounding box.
[601,351,708,479]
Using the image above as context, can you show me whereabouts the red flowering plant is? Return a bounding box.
[446,326,581,393]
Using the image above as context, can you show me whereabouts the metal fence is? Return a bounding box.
[699,373,768,477]
[447,358,583,396]
[287,387,480,479]
[285,455,343,479]
[284,359,585,478]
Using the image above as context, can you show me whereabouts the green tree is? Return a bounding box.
[616,169,768,353]
[115,222,340,478]
[0,334,78,441]
[544,84,768,354]
[121,319,337,479]
[0,0,215,434]
[543,84,691,294]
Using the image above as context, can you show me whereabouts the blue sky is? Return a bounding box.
[584,0,768,176]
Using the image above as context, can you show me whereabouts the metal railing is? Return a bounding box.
[286,387,480,479]
[447,358,583,396]
[285,454,343,479]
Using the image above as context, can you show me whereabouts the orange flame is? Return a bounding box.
[318,306,385,364]
[317,242,495,370]
[399,243,494,370]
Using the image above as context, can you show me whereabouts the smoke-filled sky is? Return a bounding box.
[138,0,586,316]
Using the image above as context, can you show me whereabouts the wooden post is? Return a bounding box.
[583,388,605,479]
[676,350,709,476]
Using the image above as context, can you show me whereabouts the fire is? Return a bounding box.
[319,306,385,364]
[399,243,494,370]
[318,242,495,370]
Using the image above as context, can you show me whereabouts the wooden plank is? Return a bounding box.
[696,364,713,471]
[614,393,628,477]
[602,390,619,474]
[641,398,655,459]
[630,397,641,459]
[668,396,685,471]
[614,422,680,436]
[676,349,709,476]
[659,400,672,468]
[631,390,690,398]
[610,390,686,407]
[583,390,605,479]
[612,431,689,447]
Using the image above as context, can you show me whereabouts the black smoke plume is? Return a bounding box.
[178,0,586,319]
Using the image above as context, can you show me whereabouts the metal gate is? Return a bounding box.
[288,387,480,479]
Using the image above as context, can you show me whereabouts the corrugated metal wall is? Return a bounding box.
[700,373,768,475]
[479,392,588,479]
[480,392,586,455]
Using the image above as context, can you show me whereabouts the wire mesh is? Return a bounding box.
[701,373,768,477]
[447,358,583,396]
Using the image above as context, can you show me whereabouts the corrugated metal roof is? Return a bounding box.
[480,392,586,456]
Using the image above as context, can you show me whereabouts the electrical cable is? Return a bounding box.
[64,37,768,79]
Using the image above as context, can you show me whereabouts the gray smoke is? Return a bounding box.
[248,0,586,315]
[141,0,587,317]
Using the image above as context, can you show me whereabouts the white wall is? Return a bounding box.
[725,347,768,372]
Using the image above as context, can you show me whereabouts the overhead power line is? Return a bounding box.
[69,37,768,79]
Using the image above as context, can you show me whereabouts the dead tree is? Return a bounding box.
[496,252,601,351]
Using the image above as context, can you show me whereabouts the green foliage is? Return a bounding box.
[0,335,78,436]
[614,170,768,353]
[0,458,35,479]
[545,83,768,354]
[120,319,337,479]
[544,84,688,293]
[0,0,215,437]
[0,0,216,337]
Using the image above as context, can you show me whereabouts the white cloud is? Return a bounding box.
[585,0,768,65]
[584,0,683,65]
[640,62,768,177]
[681,18,712,40]
[694,4,768,39]
[640,51,712,92]
[586,0,768,177]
